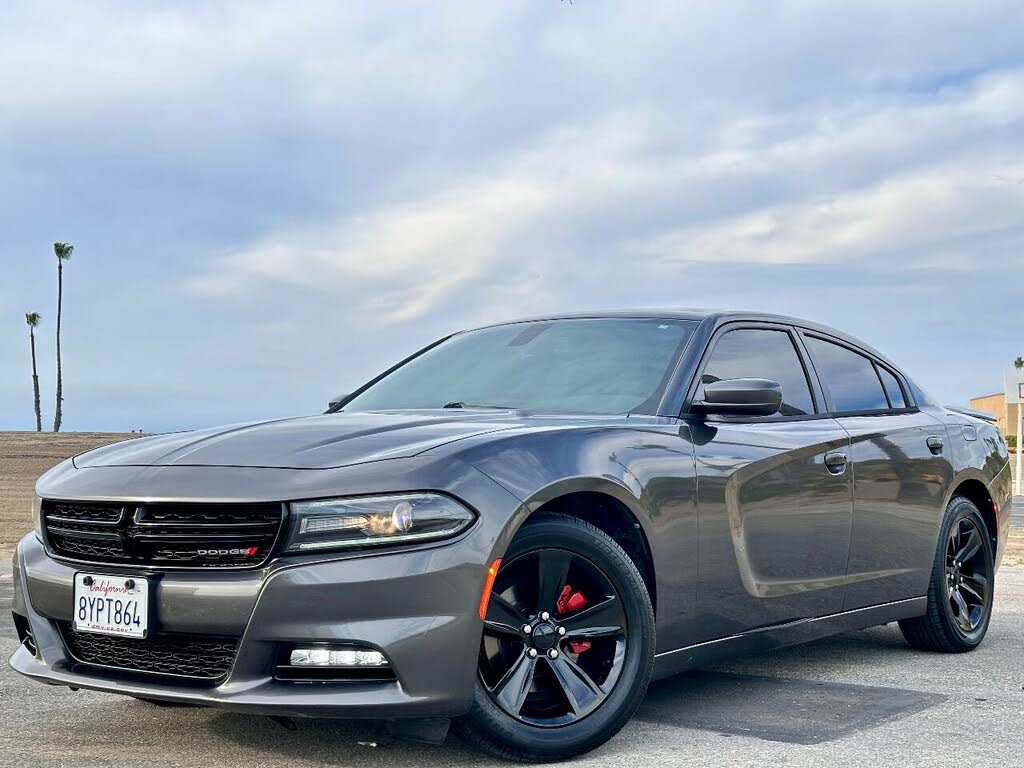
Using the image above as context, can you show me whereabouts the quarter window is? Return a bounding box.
[804,336,888,413]
[700,329,815,416]
[907,378,932,408]
[877,366,907,409]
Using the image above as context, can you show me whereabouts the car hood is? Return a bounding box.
[72,411,529,470]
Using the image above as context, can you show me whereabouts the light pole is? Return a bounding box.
[1017,384,1023,497]
[1012,360,1024,497]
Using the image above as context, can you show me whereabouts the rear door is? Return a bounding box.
[800,333,954,610]
[690,324,853,642]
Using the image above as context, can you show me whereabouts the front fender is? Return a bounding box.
[454,423,699,651]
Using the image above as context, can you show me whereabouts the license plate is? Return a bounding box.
[73,573,149,638]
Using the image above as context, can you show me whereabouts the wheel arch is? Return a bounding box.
[947,473,998,550]
[502,479,658,616]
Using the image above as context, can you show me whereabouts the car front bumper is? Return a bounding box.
[8,507,506,719]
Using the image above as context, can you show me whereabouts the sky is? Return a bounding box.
[1,0,1023,433]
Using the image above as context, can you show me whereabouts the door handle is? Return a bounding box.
[824,451,848,475]
[926,435,944,454]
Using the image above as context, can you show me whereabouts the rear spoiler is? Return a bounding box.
[945,405,998,423]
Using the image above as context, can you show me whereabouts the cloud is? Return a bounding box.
[188,65,1024,319]
[188,171,558,322]
[637,156,1024,268]
[1,1,1023,431]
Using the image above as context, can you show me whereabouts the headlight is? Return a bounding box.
[32,495,43,542]
[285,493,475,553]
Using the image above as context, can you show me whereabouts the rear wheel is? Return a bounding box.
[899,496,995,653]
[455,514,654,762]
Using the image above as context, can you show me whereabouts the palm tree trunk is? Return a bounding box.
[53,261,63,432]
[30,327,42,432]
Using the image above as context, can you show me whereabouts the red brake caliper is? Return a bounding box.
[555,585,592,654]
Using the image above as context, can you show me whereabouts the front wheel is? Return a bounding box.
[455,514,654,762]
[899,496,995,653]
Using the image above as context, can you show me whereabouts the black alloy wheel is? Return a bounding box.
[456,514,654,762]
[899,496,995,653]
[943,516,991,634]
[479,547,628,726]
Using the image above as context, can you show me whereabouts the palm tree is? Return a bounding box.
[52,241,74,432]
[1015,356,1024,370]
[25,312,43,432]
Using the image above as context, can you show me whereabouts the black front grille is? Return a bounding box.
[59,623,238,682]
[42,500,286,568]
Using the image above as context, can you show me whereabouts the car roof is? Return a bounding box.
[468,308,715,326]
[467,309,901,370]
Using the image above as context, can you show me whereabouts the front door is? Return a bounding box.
[692,326,854,643]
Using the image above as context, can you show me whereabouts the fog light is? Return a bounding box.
[289,647,388,667]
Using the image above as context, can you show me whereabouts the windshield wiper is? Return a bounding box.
[442,401,512,410]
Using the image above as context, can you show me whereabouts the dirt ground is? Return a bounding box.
[0,431,1022,563]
[1006,532,1024,566]
[0,431,141,556]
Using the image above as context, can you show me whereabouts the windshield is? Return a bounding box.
[343,318,697,415]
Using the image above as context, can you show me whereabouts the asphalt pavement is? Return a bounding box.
[1,562,1022,768]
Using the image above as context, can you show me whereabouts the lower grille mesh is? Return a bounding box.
[59,624,238,682]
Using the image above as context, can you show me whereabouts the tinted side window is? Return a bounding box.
[701,329,815,416]
[805,337,888,413]
[877,366,906,409]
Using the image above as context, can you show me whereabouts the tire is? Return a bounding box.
[455,513,655,762]
[898,496,995,653]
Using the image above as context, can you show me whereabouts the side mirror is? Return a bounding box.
[327,393,350,411]
[696,378,782,417]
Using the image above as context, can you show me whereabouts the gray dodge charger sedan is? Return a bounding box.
[9,310,1013,761]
